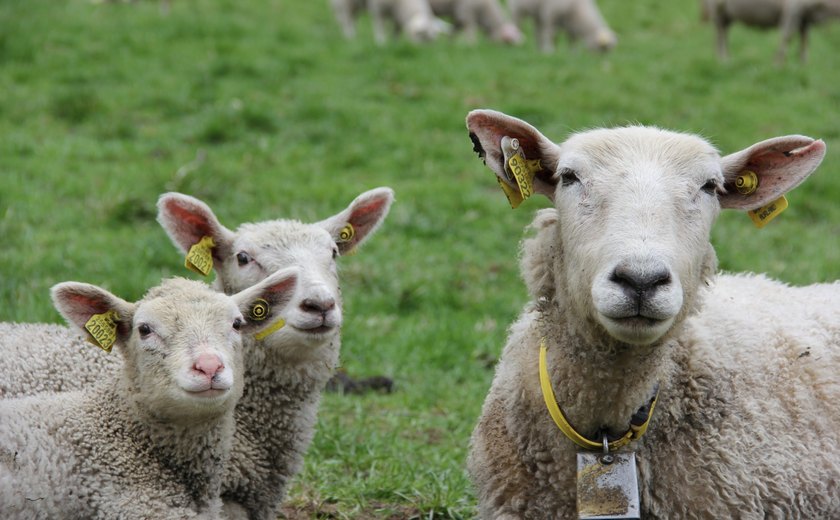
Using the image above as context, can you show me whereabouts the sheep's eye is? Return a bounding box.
[331,247,339,260]
[232,318,243,331]
[138,323,152,337]
[701,179,719,195]
[236,252,252,266]
[559,168,580,187]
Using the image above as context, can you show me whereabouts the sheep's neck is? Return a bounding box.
[539,311,674,441]
[117,379,232,508]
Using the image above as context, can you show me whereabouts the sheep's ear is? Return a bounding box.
[232,267,298,336]
[156,193,236,268]
[318,187,395,255]
[466,109,561,204]
[51,282,135,353]
[719,136,826,211]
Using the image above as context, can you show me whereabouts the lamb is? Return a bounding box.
[332,0,452,43]
[465,108,840,518]
[703,0,840,63]
[428,0,524,44]
[155,188,394,518]
[0,187,394,518]
[508,0,616,52]
[0,271,299,519]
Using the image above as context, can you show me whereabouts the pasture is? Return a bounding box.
[1,0,839,517]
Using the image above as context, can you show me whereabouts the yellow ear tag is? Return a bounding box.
[748,196,788,228]
[249,298,270,321]
[185,236,215,276]
[254,318,286,341]
[338,223,355,243]
[735,171,759,195]
[84,310,119,353]
[500,137,541,209]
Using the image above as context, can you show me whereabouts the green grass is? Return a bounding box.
[1,0,839,517]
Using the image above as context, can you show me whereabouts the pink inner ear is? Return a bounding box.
[165,200,214,241]
[67,292,110,316]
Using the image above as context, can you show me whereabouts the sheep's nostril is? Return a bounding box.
[193,353,223,378]
[610,263,672,294]
[300,297,336,315]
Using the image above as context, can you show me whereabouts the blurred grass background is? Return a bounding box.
[1,0,838,517]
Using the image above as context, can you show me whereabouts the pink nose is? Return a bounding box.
[193,353,224,378]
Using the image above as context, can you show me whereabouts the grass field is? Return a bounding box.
[1,0,839,518]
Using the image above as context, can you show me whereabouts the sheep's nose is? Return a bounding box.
[300,297,336,315]
[193,353,224,378]
[610,261,672,297]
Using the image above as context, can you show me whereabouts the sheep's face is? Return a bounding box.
[219,221,343,357]
[51,271,298,422]
[467,109,824,348]
[128,279,246,419]
[553,128,721,345]
[157,188,394,362]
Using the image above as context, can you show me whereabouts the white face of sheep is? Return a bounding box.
[553,129,721,344]
[51,271,298,420]
[468,109,825,346]
[156,188,394,360]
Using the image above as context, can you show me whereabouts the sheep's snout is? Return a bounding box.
[591,257,683,345]
[300,296,336,316]
[193,353,224,380]
[609,260,672,301]
[181,351,234,394]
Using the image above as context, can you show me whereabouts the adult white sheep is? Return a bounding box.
[428,0,524,44]
[466,108,839,518]
[0,271,298,519]
[703,0,840,63]
[369,0,452,44]
[156,188,394,519]
[0,187,394,519]
[509,0,616,52]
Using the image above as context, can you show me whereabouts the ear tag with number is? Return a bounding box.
[748,196,788,228]
[185,236,215,276]
[499,136,541,209]
[576,450,641,519]
[84,310,120,353]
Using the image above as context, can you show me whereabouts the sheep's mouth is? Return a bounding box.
[292,324,335,335]
[609,316,664,328]
[183,387,229,398]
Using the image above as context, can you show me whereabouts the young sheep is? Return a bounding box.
[703,0,840,63]
[157,188,396,518]
[428,0,524,44]
[0,271,298,519]
[0,188,394,519]
[466,109,839,518]
[509,0,616,52]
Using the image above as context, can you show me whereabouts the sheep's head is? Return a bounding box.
[468,109,825,346]
[156,188,394,361]
[51,270,298,421]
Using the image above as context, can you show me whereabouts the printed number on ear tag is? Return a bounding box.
[577,451,641,519]
[185,236,215,276]
[84,310,120,353]
[748,196,788,228]
[499,136,541,209]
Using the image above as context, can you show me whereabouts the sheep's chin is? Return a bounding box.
[597,315,675,345]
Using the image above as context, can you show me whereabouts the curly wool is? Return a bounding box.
[468,213,840,519]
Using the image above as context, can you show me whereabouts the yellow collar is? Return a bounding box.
[538,340,659,451]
